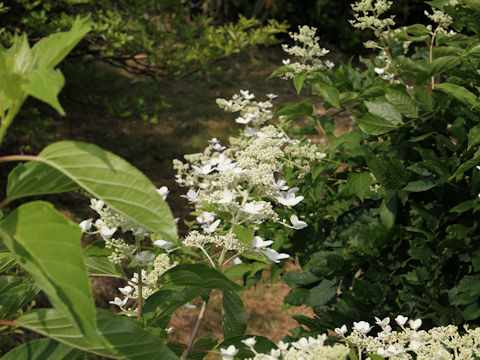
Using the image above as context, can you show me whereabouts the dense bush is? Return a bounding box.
[269,0,480,336]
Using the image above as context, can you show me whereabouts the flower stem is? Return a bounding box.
[181,301,207,360]
[135,236,143,322]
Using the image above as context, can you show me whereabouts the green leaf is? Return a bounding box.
[0,252,16,273]
[352,113,400,135]
[84,255,126,278]
[33,141,177,242]
[143,286,207,328]
[414,85,433,109]
[312,82,340,108]
[347,172,374,201]
[224,263,252,280]
[222,290,247,339]
[17,308,179,360]
[0,275,38,320]
[435,83,479,107]
[305,279,337,307]
[385,89,419,118]
[7,162,77,201]
[31,17,91,69]
[275,102,314,121]
[379,192,397,228]
[403,178,438,192]
[468,124,480,150]
[0,338,81,360]
[267,65,292,79]
[294,72,306,94]
[233,226,254,246]
[21,68,66,115]
[430,56,460,76]
[364,100,403,125]
[0,201,100,344]
[158,264,243,291]
[451,149,480,179]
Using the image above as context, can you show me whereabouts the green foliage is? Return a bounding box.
[272,0,480,334]
[1,1,287,78]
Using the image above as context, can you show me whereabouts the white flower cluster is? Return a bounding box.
[280,26,334,79]
[349,0,396,37]
[424,9,453,31]
[175,91,323,266]
[219,335,350,360]
[336,316,480,359]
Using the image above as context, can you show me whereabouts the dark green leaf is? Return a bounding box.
[435,83,478,107]
[430,56,460,76]
[353,113,400,135]
[385,88,419,118]
[0,252,16,273]
[468,124,480,150]
[403,178,438,192]
[379,192,397,228]
[347,172,375,201]
[306,279,337,307]
[275,102,314,121]
[222,290,247,339]
[0,338,81,360]
[312,83,340,108]
[17,308,179,359]
[158,264,243,291]
[364,100,403,125]
[0,275,38,320]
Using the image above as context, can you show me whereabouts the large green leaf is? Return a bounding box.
[312,82,340,108]
[222,290,247,339]
[347,172,375,201]
[142,286,207,328]
[352,113,401,135]
[7,162,78,201]
[0,338,82,360]
[84,255,126,278]
[0,201,100,345]
[385,89,419,118]
[0,275,38,320]
[430,56,460,76]
[16,308,179,360]
[21,141,177,241]
[364,100,403,125]
[21,68,66,115]
[435,83,479,107]
[158,264,243,291]
[468,124,480,150]
[31,17,91,69]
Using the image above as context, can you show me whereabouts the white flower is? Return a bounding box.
[218,189,234,204]
[196,211,215,224]
[335,324,348,337]
[274,178,289,191]
[375,317,390,327]
[240,89,255,100]
[242,202,264,215]
[157,186,169,200]
[230,257,243,265]
[192,164,214,175]
[377,345,402,357]
[79,218,93,233]
[118,285,133,296]
[476,165,480,171]
[282,59,291,65]
[374,67,385,74]
[181,189,200,203]
[290,214,308,230]
[184,302,197,309]
[90,199,105,213]
[203,219,221,234]
[208,137,219,144]
[165,327,174,334]
[243,127,257,137]
[134,251,155,266]
[353,321,373,335]
[95,219,117,238]
[241,337,257,347]
[220,345,238,359]
[409,318,422,330]
[152,239,175,250]
[395,315,408,326]
[262,248,290,263]
[276,191,304,207]
[109,296,128,309]
[266,93,278,99]
[251,236,273,248]
[236,116,251,124]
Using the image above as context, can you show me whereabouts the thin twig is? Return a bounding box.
[181,301,207,360]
